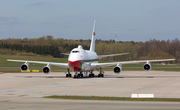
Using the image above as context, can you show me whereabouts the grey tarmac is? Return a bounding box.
[0,71,180,110]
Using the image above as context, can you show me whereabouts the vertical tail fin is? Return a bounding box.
[90,20,96,51]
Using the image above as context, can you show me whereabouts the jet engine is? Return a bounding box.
[42,66,51,74]
[21,64,29,72]
[143,63,151,71]
[113,66,121,73]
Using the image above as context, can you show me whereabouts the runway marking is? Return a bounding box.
[58,86,73,87]
[19,95,28,97]
[0,100,10,102]
[44,83,59,85]
[0,79,73,90]
[0,90,15,92]
[83,81,96,83]
[25,91,42,93]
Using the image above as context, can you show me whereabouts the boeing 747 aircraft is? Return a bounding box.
[7,20,175,78]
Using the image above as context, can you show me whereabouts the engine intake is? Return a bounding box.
[113,66,121,73]
[21,64,29,71]
[143,63,151,71]
[42,66,51,74]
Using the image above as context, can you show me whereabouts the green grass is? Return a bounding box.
[0,54,180,73]
[44,95,180,102]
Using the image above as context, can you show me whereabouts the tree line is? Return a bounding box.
[0,43,61,58]
[0,36,179,62]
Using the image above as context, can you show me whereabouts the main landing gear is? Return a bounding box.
[89,68,104,78]
[66,68,72,77]
[73,71,95,78]
[89,71,94,77]
[74,71,94,78]
[97,67,104,77]
[74,72,83,78]
[68,67,104,79]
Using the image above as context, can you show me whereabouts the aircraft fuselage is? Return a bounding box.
[68,45,98,71]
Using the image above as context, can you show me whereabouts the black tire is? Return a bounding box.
[81,74,83,77]
[89,74,92,77]
[74,75,77,78]
[98,74,100,77]
[92,74,94,77]
[69,74,72,77]
[101,74,104,77]
[66,74,68,77]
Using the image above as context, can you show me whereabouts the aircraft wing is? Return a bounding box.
[98,53,129,58]
[7,59,69,68]
[91,59,175,68]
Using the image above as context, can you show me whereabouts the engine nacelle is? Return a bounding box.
[113,66,121,74]
[21,64,29,72]
[143,63,151,71]
[42,66,51,74]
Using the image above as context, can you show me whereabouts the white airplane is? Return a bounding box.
[7,20,175,78]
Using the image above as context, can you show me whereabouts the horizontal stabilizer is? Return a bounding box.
[98,53,129,58]
[62,53,69,55]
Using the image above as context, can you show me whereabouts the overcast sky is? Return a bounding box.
[0,0,180,42]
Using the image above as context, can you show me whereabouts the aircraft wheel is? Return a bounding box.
[89,74,92,77]
[74,75,77,78]
[69,74,72,77]
[77,74,81,78]
[98,74,100,77]
[92,74,94,77]
[80,74,83,77]
[101,74,104,77]
[66,74,69,77]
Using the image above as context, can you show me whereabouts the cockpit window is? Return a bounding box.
[72,51,79,53]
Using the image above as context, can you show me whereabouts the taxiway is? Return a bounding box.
[0,71,180,109]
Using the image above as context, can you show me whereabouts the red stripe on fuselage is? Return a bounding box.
[68,61,81,71]
[68,59,98,71]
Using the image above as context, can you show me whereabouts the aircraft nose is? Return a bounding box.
[68,61,81,71]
